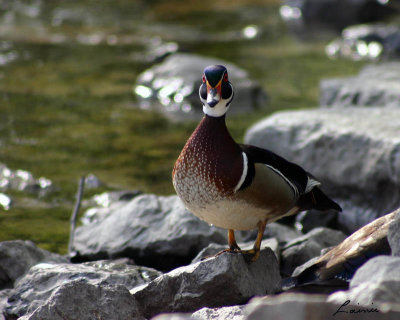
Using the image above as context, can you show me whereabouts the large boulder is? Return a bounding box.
[320,63,400,107]
[134,53,267,121]
[17,281,144,320]
[0,240,67,289]
[132,247,281,319]
[72,194,226,270]
[328,256,400,306]
[244,107,400,233]
[4,260,160,319]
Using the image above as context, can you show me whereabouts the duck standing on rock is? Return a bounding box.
[172,65,342,261]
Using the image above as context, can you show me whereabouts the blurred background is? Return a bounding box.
[0,0,399,254]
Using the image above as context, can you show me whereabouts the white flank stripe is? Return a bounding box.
[234,152,248,192]
[264,164,299,199]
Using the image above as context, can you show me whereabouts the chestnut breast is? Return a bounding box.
[172,116,243,215]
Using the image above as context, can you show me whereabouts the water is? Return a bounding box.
[0,0,365,253]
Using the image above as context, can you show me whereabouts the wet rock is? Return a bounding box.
[328,256,400,306]
[245,107,400,233]
[191,238,279,265]
[246,293,400,320]
[81,190,142,224]
[326,24,400,61]
[388,210,400,256]
[132,247,281,319]
[280,0,394,37]
[4,260,160,319]
[72,194,226,270]
[0,240,67,289]
[320,63,400,107]
[83,173,103,189]
[134,53,267,121]
[0,163,54,197]
[281,227,346,277]
[0,193,11,210]
[18,280,144,320]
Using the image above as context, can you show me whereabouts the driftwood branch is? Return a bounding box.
[68,176,86,256]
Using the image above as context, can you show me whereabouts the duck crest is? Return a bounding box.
[173,115,243,210]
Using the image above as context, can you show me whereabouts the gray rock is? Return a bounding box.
[320,63,400,107]
[132,247,281,318]
[281,227,346,277]
[191,305,245,320]
[238,222,302,247]
[134,53,267,121]
[329,256,400,306]
[326,25,400,61]
[246,293,400,320]
[0,289,11,320]
[280,0,394,37]
[191,238,279,265]
[244,107,400,233]
[72,194,226,270]
[19,280,144,320]
[4,260,160,319]
[0,240,67,289]
[295,209,338,233]
[389,210,400,256]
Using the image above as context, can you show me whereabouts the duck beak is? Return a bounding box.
[207,80,222,108]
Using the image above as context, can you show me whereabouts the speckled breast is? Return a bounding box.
[172,116,244,224]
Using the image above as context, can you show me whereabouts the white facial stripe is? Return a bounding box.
[234,152,248,192]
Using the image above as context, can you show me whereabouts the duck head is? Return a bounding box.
[199,65,234,117]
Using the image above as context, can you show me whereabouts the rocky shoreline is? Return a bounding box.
[2,61,400,319]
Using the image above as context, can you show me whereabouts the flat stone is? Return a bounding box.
[4,260,161,319]
[388,210,400,256]
[328,256,400,306]
[320,63,400,107]
[134,53,267,121]
[245,107,400,233]
[0,240,67,289]
[18,280,144,320]
[72,194,226,270]
[246,293,400,320]
[281,227,346,277]
[132,247,281,319]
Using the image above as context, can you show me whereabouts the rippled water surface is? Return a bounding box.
[0,0,365,253]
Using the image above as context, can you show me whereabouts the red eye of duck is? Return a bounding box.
[202,74,206,83]
[223,72,228,82]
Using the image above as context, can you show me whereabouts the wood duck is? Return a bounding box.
[172,65,342,261]
[281,210,397,292]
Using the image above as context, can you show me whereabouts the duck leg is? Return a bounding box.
[240,220,267,262]
[211,229,241,259]
[228,229,241,251]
